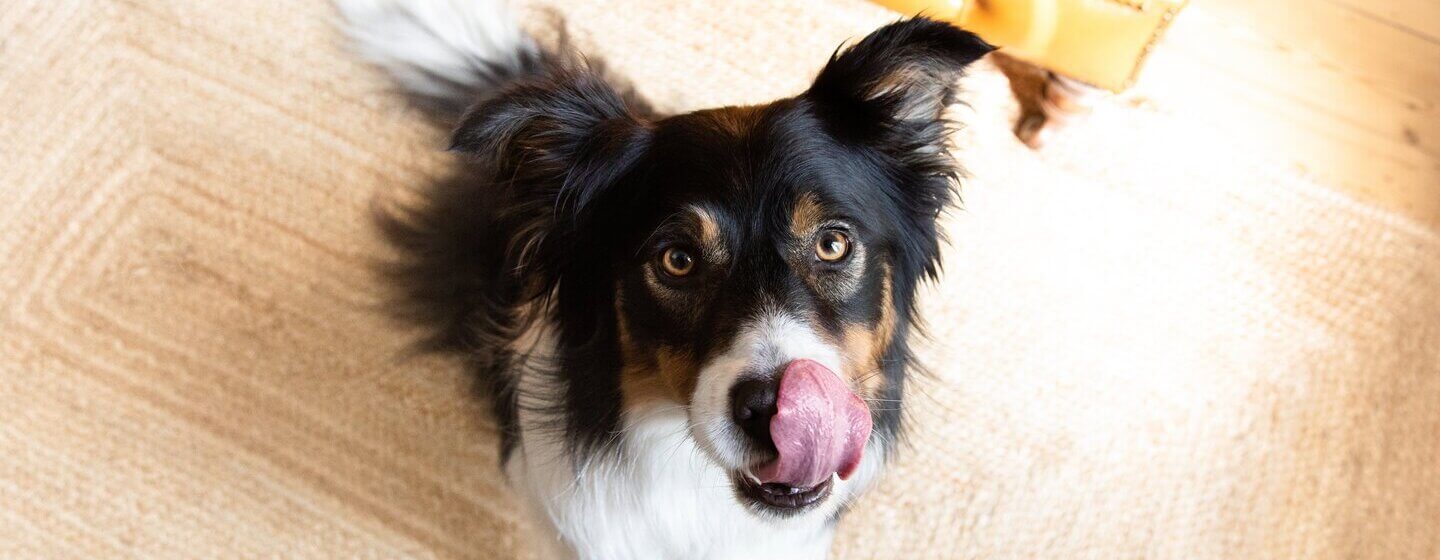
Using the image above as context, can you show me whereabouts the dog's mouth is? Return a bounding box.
[718,360,873,515]
[732,471,834,513]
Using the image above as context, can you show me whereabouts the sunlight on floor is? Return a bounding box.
[1127,0,1440,228]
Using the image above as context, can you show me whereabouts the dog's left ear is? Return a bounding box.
[806,19,993,282]
[805,18,994,150]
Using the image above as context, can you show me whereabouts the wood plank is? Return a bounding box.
[1325,0,1440,44]
[1128,0,1440,227]
[1197,0,1440,154]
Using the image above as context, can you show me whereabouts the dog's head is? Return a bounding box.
[453,19,992,516]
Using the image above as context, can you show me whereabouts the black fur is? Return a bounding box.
[376,17,993,466]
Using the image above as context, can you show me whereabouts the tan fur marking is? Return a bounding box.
[836,270,895,398]
[790,192,825,240]
[620,347,699,407]
[615,284,701,409]
[656,348,700,404]
[620,366,672,409]
[688,205,728,263]
[692,205,721,246]
[616,287,667,410]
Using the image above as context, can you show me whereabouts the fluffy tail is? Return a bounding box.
[338,0,538,354]
[336,0,546,118]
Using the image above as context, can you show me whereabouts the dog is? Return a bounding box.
[338,1,992,557]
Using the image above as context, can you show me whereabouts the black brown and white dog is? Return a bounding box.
[339,1,992,557]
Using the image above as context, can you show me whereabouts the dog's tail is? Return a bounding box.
[337,0,546,356]
[336,0,547,119]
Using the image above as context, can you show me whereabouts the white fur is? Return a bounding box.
[335,0,537,103]
[506,313,882,560]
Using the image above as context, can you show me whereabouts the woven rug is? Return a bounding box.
[2,0,1437,558]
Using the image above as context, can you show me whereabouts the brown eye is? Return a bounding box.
[659,247,696,277]
[815,230,851,262]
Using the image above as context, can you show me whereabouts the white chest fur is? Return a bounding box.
[505,402,840,560]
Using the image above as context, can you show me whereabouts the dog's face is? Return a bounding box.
[451,19,992,517]
[610,103,919,514]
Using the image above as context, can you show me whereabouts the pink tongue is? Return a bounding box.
[755,359,872,489]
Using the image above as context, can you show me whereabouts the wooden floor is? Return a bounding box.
[1128,0,1440,228]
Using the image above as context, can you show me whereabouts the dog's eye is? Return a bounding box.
[815,230,851,262]
[659,247,697,277]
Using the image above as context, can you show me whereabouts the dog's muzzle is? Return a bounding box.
[730,359,871,510]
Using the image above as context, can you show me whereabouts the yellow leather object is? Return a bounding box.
[873,0,1188,91]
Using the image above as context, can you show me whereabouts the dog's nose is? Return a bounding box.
[730,377,778,449]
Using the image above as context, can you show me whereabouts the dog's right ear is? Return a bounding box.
[449,67,651,286]
[450,67,651,217]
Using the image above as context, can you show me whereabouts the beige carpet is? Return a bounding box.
[3,0,1438,558]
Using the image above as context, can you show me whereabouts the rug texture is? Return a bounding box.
[2,0,1437,558]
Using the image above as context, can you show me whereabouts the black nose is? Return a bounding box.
[730,377,778,450]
